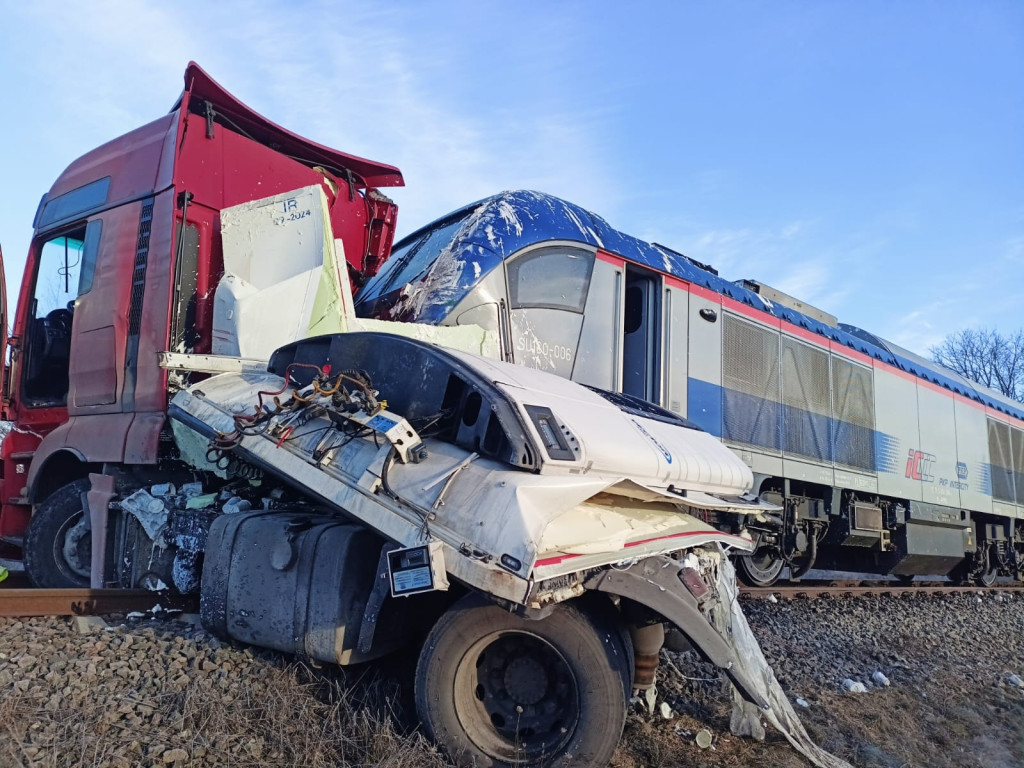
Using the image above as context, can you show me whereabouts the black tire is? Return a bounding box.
[736,549,785,587]
[24,479,92,588]
[415,594,631,767]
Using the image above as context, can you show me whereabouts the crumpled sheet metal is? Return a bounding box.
[702,551,855,768]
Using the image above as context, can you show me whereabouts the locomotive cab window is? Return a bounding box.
[507,247,594,312]
[22,221,100,405]
[361,214,469,298]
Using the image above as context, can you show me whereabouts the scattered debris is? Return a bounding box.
[1007,674,1024,688]
[872,671,891,687]
[842,679,868,693]
[185,493,217,510]
[795,697,810,708]
[695,729,714,749]
[766,593,778,603]
[659,701,674,719]
[120,490,170,540]
[73,616,107,634]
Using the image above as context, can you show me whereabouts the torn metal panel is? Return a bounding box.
[707,553,855,768]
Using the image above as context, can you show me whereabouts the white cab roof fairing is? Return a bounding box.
[438,345,755,496]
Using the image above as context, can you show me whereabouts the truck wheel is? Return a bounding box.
[24,479,92,588]
[415,594,630,767]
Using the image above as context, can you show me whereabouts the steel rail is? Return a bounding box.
[741,584,1024,600]
[0,589,195,617]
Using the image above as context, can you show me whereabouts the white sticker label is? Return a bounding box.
[392,566,432,593]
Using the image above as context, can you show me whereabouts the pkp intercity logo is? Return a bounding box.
[905,449,936,482]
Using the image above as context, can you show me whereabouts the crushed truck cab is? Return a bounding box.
[166,332,847,768]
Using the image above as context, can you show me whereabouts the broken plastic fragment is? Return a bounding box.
[222,496,253,514]
[841,679,868,693]
[120,490,170,539]
[871,671,891,687]
[180,482,204,497]
[186,493,218,510]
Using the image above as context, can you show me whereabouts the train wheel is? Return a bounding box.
[415,594,630,767]
[24,479,92,588]
[736,549,785,587]
[976,565,998,588]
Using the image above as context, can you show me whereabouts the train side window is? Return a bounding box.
[507,247,594,312]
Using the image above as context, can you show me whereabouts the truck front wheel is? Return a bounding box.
[24,479,92,588]
[415,594,630,767]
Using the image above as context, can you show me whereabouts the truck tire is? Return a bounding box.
[24,479,92,588]
[415,594,630,767]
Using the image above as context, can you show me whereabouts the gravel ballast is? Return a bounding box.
[1,591,1022,767]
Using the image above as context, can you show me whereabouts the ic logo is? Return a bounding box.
[956,462,968,481]
[905,450,936,482]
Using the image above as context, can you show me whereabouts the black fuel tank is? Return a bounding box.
[200,509,390,664]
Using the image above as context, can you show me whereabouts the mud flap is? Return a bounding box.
[584,551,853,768]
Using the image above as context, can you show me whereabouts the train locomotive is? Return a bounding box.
[355,190,1024,587]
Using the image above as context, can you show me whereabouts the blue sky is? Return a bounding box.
[0,1,1020,356]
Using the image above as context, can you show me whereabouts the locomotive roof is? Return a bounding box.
[399,190,1024,425]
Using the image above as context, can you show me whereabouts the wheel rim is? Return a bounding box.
[738,549,785,587]
[454,630,580,764]
[54,512,91,583]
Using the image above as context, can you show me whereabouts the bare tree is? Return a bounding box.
[931,328,1024,403]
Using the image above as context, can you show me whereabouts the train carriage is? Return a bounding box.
[355,190,1024,586]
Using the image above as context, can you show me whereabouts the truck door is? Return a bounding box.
[20,228,91,408]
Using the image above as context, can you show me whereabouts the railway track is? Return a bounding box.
[741,582,1024,599]
[1,582,1021,618]
[0,588,196,617]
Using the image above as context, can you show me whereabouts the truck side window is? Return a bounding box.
[77,220,102,295]
[22,223,96,405]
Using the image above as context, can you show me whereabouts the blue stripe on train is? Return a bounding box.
[687,378,878,473]
[686,378,1020,498]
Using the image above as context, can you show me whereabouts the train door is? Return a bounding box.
[503,244,596,379]
[662,277,689,416]
[622,266,661,402]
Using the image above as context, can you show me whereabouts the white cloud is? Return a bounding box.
[0,0,620,270]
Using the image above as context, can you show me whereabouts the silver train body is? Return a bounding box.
[355,190,1024,585]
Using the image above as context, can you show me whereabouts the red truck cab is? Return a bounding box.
[0,63,402,581]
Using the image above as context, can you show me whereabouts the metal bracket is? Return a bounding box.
[584,555,768,710]
[357,542,401,654]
